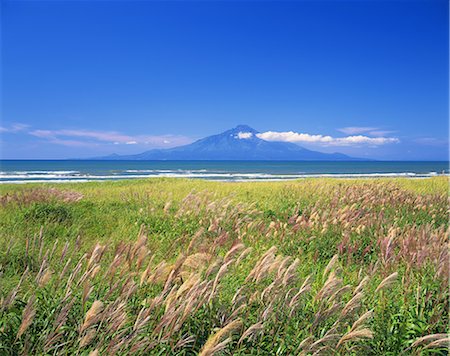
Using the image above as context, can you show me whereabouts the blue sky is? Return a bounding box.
[1,0,448,160]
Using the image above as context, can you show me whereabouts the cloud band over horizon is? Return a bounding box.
[3,123,400,148]
[26,128,192,148]
[255,131,399,146]
[3,122,446,160]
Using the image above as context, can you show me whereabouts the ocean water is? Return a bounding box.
[0,160,448,183]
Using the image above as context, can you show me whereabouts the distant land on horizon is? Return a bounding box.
[91,125,364,161]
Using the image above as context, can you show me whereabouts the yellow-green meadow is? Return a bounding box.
[0,177,448,355]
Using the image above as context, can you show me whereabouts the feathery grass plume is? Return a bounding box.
[122,279,138,300]
[237,322,264,346]
[258,246,278,263]
[323,322,339,339]
[261,302,274,321]
[133,306,153,333]
[380,233,396,265]
[375,272,398,293]
[139,257,155,286]
[174,335,196,350]
[350,310,373,332]
[163,200,172,213]
[315,271,342,302]
[410,333,449,348]
[82,281,93,309]
[209,260,234,302]
[57,257,72,285]
[353,276,369,295]
[282,258,300,286]
[88,350,99,356]
[250,247,277,283]
[186,227,205,254]
[35,257,48,284]
[329,285,351,303]
[131,227,147,260]
[224,243,245,263]
[340,292,363,317]
[81,300,104,333]
[180,295,203,325]
[182,252,212,271]
[2,267,28,310]
[227,303,247,323]
[268,255,285,274]
[289,275,311,309]
[50,239,59,260]
[235,247,252,266]
[60,241,70,262]
[104,302,127,335]
[336,328,373,348]
[148,261,172,284]
[231,287,246,306]
[107,253,124,279]
[205,257,224,278]
[309,334,341,351]
[162,269,176,295]
[323,254,339,278]
[283,286,296,304]
[87,243,105,269]
[131,337,156,354]
[44,298,75,351]
[91,264,102,279]
[79,328,97,348]
[176,273,201,300]
[65,254,85,293]
[38,268,53,287]
[207,337,233,355]
[135,245,149,270]
[16,296,36,339]
[296,336,314,353]
[260,281,276,302]
[163,287,183,315]
[199,319,243,356]
[424,338,449,349]
[311,345,330,355]
[77,264,98,288]
[275,256,292,279]
[38,226,44,260]
[313,301,343,328]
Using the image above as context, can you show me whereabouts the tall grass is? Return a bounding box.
[0,177,448,354]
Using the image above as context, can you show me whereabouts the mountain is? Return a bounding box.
[94,125,359,160]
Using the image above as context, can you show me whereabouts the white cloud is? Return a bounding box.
[338,126,396,138]
[338,127,378,135]
[368,130,396,137]
[236,132,253,139]
[28,128,192,147]
[0,123,30,133]
[256,131,399,146]
[30,129,134,143]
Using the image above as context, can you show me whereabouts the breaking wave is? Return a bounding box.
[0,169,445,184]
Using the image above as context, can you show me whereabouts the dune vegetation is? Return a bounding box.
[0,177,448,355]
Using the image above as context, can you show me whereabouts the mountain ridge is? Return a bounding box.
[93,125,363,161]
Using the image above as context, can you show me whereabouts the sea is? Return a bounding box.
[0,160,448,184]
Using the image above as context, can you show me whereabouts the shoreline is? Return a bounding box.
[0,173,448,184]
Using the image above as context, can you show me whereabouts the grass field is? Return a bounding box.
[0,177,448,355]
